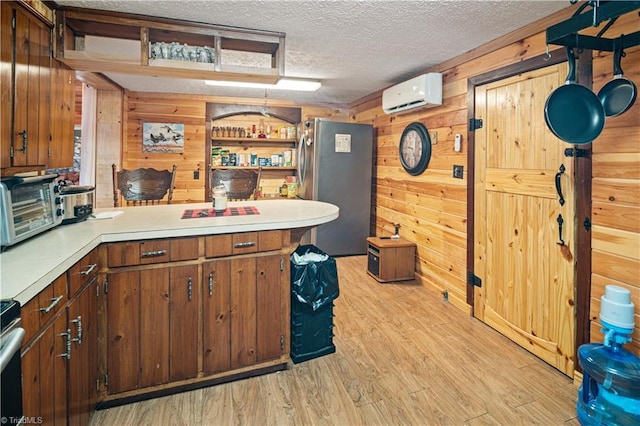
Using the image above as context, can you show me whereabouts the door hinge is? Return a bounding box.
[104,373,109,388]
[564,147,590,158]
[12,16,15,29]
[280,258,284,271]
[103,278,108,294]
[96,283,100,297]
[584,217,592,232]
[96,378,100,392]
[48,146,51,158]
[10,145,14,158]
[469,118,483,131]
[468,271,482,288]
[280,335,285,350]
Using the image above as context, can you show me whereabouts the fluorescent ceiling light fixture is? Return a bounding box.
[205,78,321,91]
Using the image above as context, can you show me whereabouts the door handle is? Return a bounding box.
[18,130,27,154]
[70,316,82,344]
[0,327,25,372]
[208,271,214,296]
[555,164,565,206]
[557,214,565,246]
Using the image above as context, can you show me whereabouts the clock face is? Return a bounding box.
[399,122,431,175]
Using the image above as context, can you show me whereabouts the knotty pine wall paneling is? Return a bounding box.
[123,92,206,203]
[350,10,640,357]
[120,93,348,204]
[95,89,123,209]
[589,12,640,354]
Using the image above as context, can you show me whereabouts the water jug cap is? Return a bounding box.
[600,285,635,330]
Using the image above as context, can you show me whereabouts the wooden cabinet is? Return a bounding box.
[366,237,416,282]
[67,278,99,426]
[55,9,284,85]
[1,1,74,173]
[21,275,69,426]
[104,231,289,402]
[1,1,51,171]
[106,263,199,394]
[202,258,231,374]
[21,249,100,425]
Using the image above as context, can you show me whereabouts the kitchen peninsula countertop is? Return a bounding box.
[0,200,339,305]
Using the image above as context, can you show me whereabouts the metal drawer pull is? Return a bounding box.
[59,329,72,359]
[141,250,167,258]
[80,263,97,276]
[39,295,64,313]
[71,316,83,344]
[208,272,214,296]
[188,277,193,301]
[234,241,256,248]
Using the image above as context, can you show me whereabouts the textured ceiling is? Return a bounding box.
[56,0,571,107]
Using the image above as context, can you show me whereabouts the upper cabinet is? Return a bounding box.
[53,8,285,85]
[1,1,75,175]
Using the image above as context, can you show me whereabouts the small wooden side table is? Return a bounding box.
[366,236,416,283]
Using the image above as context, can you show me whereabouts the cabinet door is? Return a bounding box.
[202,259,231,374]
[256,254,284,362]
[106,271,140,394]
[68,279,99,426]
[1,2,13,169]
[22,312,68,425]
[139,268,169,388]
[48,59,74,169]
[230,257,257,369]
[169,265,199,381]
[12,4,51,167]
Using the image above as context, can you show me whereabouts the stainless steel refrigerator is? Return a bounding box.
[297,118,373,256]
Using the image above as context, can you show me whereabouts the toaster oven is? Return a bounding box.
[0,174,62,247]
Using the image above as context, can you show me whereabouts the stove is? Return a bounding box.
[1,298,24,423]
[1,299,20,329]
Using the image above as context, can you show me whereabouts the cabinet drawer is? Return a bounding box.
[69,248,100,296]
[108,237,199,267]
[21,273,68,345]
[205,231,284,258]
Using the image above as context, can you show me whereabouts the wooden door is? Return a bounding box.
[139,268,169,388]
[68,280,98,426]
[203,259,232,374]
[256,254,283,362]
[168,264,199,381]
[1,2,13,169]
[106,271,140,394]
[22,312,68,425]
[474,63,576,376]
[12,4,50,167]
[231,257,257,368]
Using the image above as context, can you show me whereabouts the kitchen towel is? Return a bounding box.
[181,206,259,219]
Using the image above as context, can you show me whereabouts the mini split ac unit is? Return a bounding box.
[382,73,442,115]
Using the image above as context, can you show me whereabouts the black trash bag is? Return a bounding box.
[291,244,339,311]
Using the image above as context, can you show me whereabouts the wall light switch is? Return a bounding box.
[453,165,464,179]
[454,134,462,152]
[194,170,200,180]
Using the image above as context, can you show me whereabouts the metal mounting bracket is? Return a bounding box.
[546,1,640,52]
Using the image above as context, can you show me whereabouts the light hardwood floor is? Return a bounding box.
[91,256,580,425]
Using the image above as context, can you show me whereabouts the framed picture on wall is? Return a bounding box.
[143,122,184,153]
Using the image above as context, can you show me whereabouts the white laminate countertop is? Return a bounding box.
[0,200,339,305]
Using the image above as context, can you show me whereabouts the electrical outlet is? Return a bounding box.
[193,170,200,180]
[431,132,438,144]
[453,165,464,179]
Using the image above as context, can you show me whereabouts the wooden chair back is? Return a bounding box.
[211,168,260,200]
[112,164,177,207]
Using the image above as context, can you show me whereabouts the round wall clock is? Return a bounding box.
[399,122,431,176]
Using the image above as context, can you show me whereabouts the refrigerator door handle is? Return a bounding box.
[298,134,307,185]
